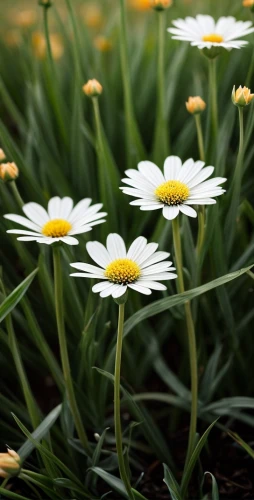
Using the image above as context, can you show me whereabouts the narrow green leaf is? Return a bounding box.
[204,472,220,500]
[0,489,30,500]
[227,431,254,459]
[202,397,254,415]
[90,467,127,498]
[180,420,218,497]
[0,268,38,323]
[17,404,62,461]
[163,464,182,500]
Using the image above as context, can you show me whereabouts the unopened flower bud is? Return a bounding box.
[150,0,173,10]
[0,162,19,182]
[0,149,6,161]
[232,85,254,107]
[0,449,21,478]
[94,36,112,52]
[186,96,206,115]
[38,0,52,7]
[82,79,103,98]
[243,0,254,11]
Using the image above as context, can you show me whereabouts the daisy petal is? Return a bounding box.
[163,205,179,220]
[22,202,49,225]
[179,205,197,218]
[127,237,147,261]
[138,161,165,186]
[4,214,41,232]
[164,156,182,180]
[107,234,126,259]
[128,283,152,295]
[86,241,111,268]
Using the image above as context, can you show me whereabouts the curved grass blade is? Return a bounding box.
[163,464,182,500]
[0,268,38,323]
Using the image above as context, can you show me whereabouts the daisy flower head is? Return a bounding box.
[167,15,254,57]
[70,233,177,298]
[4,196,107,246]
[120,156,226,220]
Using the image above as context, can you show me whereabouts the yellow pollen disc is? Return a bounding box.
[155,180,190,206]
[202,33,223,43]
[42,219,72,238]
[105,258,141,285]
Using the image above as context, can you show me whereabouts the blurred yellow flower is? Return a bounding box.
[94,36,112,52]
[151,0,173,10]
[0,450,20,478]
[11,9,37,28]
[232,85,254,107]
[128,0,151,11]
[81,4,104,28]
[0,149,6,161]
[186,96,206,114]
[32,32,64,60]
[0,162,19,182]
[82,79,103,98]
[3,30,21,47]
[243,0,254,6]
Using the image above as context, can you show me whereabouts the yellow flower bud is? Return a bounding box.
[232,85,254,107]
[243,0,254,8]
[0,162,19,182]
[186,96,206,115]
[39,0,52,7]
[0,149,6,161]
[150,0,173,10]
[94,36,112,52]
[128,0,151,10]
[82,79,103,98]
[0,449,21,478]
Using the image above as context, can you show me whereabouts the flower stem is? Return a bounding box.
[225,107,244,257]
[194,114,205,162]
[172,219,198,478]
[119,0,145,167]
[42,4,54,69]
[208,58,218,146]
[53,246,90,453]
[10,181,24,209]
[153,10,169,164]
[114,303,134,499]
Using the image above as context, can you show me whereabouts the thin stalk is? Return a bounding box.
[119,0,145,167]
[53,246,90,453]
[64,0,82,82]
[194,114,205,162]
[42,5,54,69]
[208,58,218,148]
[153,11,169,163]
[114,303,134,500]
[172,219,198,482]
[10,181,24,209]
[225,107,244,256]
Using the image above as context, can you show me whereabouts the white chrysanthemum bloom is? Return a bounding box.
[167,15,254,51]
[70,233,177,298]
[4,197,107,245]
[120,156,226,220]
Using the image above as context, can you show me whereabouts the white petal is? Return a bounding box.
[135,243,159,265]
[92,281,111,293]
[16,236,38,242]
[70,272,105,278]
[162,205,179,220]
[179,205,197,218]
[140,204,165,211]
[60,236,79,245]
[128,283,152,295]
[178,160,204,184]
[164,156,182,180]
[106,234,126,259]
[188,166,214,188]
[141,273,177,280]
[68,199,92,223]
[69,226,93,235]
[138,161,165,186]
[100,284,119,298]
[7,229,42,236]
[59,197,74,219]
[127,236,147,261]
[142,262,173,275]
[86,241,111,268]
[48,197,61,219]
[141,251,170,268]
[4,214,41,232]
[136,280,167,291]
[112,285,127,298]
[70,263,105,275]
[184,198,216,205]
[22,202,49,225]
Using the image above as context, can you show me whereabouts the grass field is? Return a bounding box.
[0,0,254,498]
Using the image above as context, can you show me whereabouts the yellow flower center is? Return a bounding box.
[202,33,224,43]
[42,219,72,238]
[155,180,190,205]
[105,258,141,285]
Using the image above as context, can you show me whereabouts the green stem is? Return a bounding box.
[42,5,54,69]
[194,114,205,162]
[225,107,244,256]
[10,181,24,209]
[153,11,169,163]
[53,246,90,453]
[114,303,134,499]
[208,58,218,146]
[119,0,145,167]
[172,219,198,482]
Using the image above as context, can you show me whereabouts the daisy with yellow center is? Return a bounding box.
[70,233,177,298]
[4,196,107,245]
[120,156,226,220]
[167,15,254,51]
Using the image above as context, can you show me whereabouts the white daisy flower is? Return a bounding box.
[70,233,177,298]
[167,15,254,51]
[120,156,226,220]
[4,196,107,246]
